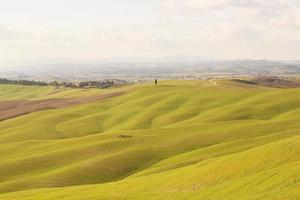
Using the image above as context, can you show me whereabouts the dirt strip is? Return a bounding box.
[0,91,126,122]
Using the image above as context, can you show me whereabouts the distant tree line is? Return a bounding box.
[0,78,48,86]
[0,78,117,89]
[62,80,114,88]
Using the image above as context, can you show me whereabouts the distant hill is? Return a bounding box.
[1,59,300,82]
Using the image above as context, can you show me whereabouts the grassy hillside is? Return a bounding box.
[0,84,129,100]
[0,80,299,199]
[0,85,54,100]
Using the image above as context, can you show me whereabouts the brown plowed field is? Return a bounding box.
[0,91,126,121]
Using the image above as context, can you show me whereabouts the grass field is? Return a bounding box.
[0,80,299,199]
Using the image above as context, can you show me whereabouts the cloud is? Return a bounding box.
[163,0,229,10]
[1,1,299,60]
[163,0,297,10]
[0,24,17,38]
[162,0,300,37]
[0,24,34,41]
[162,0,300,21]
[208,23,265,43]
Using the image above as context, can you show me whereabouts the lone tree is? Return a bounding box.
[155,78,158,85]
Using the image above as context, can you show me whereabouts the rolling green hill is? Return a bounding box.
[0,80,299,199]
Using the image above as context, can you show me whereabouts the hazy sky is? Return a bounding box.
[0,0,299,61]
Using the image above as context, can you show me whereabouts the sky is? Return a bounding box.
[0,0,299,62]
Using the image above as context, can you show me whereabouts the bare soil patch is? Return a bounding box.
[232,77,300,88]
[0,91,126,121]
